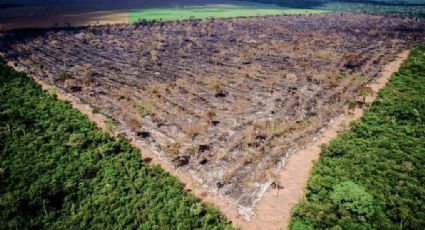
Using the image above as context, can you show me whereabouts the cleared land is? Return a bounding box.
[1,13,424,219]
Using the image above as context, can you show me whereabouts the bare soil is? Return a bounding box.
[1,13,424,225]
[0,10,128,31]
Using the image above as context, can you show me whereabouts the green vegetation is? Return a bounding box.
[129,5,325,23]
[319,1,425,18]
[105,119,116,132]
[0,59,232,229]
[134,99,155,117]
[250,0,425,18]
[290,45,425,229]
[128,0,425,24]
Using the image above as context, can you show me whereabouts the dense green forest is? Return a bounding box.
[0,59,232,229]
[290,44,425,229]
[247,0,425,17]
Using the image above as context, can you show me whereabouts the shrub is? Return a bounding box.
[330,181,375,217]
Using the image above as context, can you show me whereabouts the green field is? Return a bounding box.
[128,0,425,24]
[290,45,425,229]
[0,59,232,229]
[128,5,326,23]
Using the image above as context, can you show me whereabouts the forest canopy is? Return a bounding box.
[0,59,232,229]
[247,0,425,17]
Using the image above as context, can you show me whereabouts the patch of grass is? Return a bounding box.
[46,87,56,97]
[134,99,155,117]
[270,121,284,134]
[105,119,115,132]
[135,105,150,117]
[162,143,181,155]
[290,45,425,229]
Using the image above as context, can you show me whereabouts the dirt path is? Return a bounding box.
[5,49,409,230]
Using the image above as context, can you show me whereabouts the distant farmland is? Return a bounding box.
[128,6,325,23]
[2,0,424,31]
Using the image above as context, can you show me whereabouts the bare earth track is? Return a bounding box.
[1,13,424,229]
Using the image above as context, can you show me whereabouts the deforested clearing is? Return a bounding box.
[1,13,424,218]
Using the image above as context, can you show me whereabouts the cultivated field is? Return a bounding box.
[128,6,325,23]
[1,13,424,218]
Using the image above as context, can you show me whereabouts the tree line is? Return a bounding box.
[0,59,232,229]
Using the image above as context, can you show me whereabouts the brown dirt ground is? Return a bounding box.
[0,11,128,31]
[6,49,409,230]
